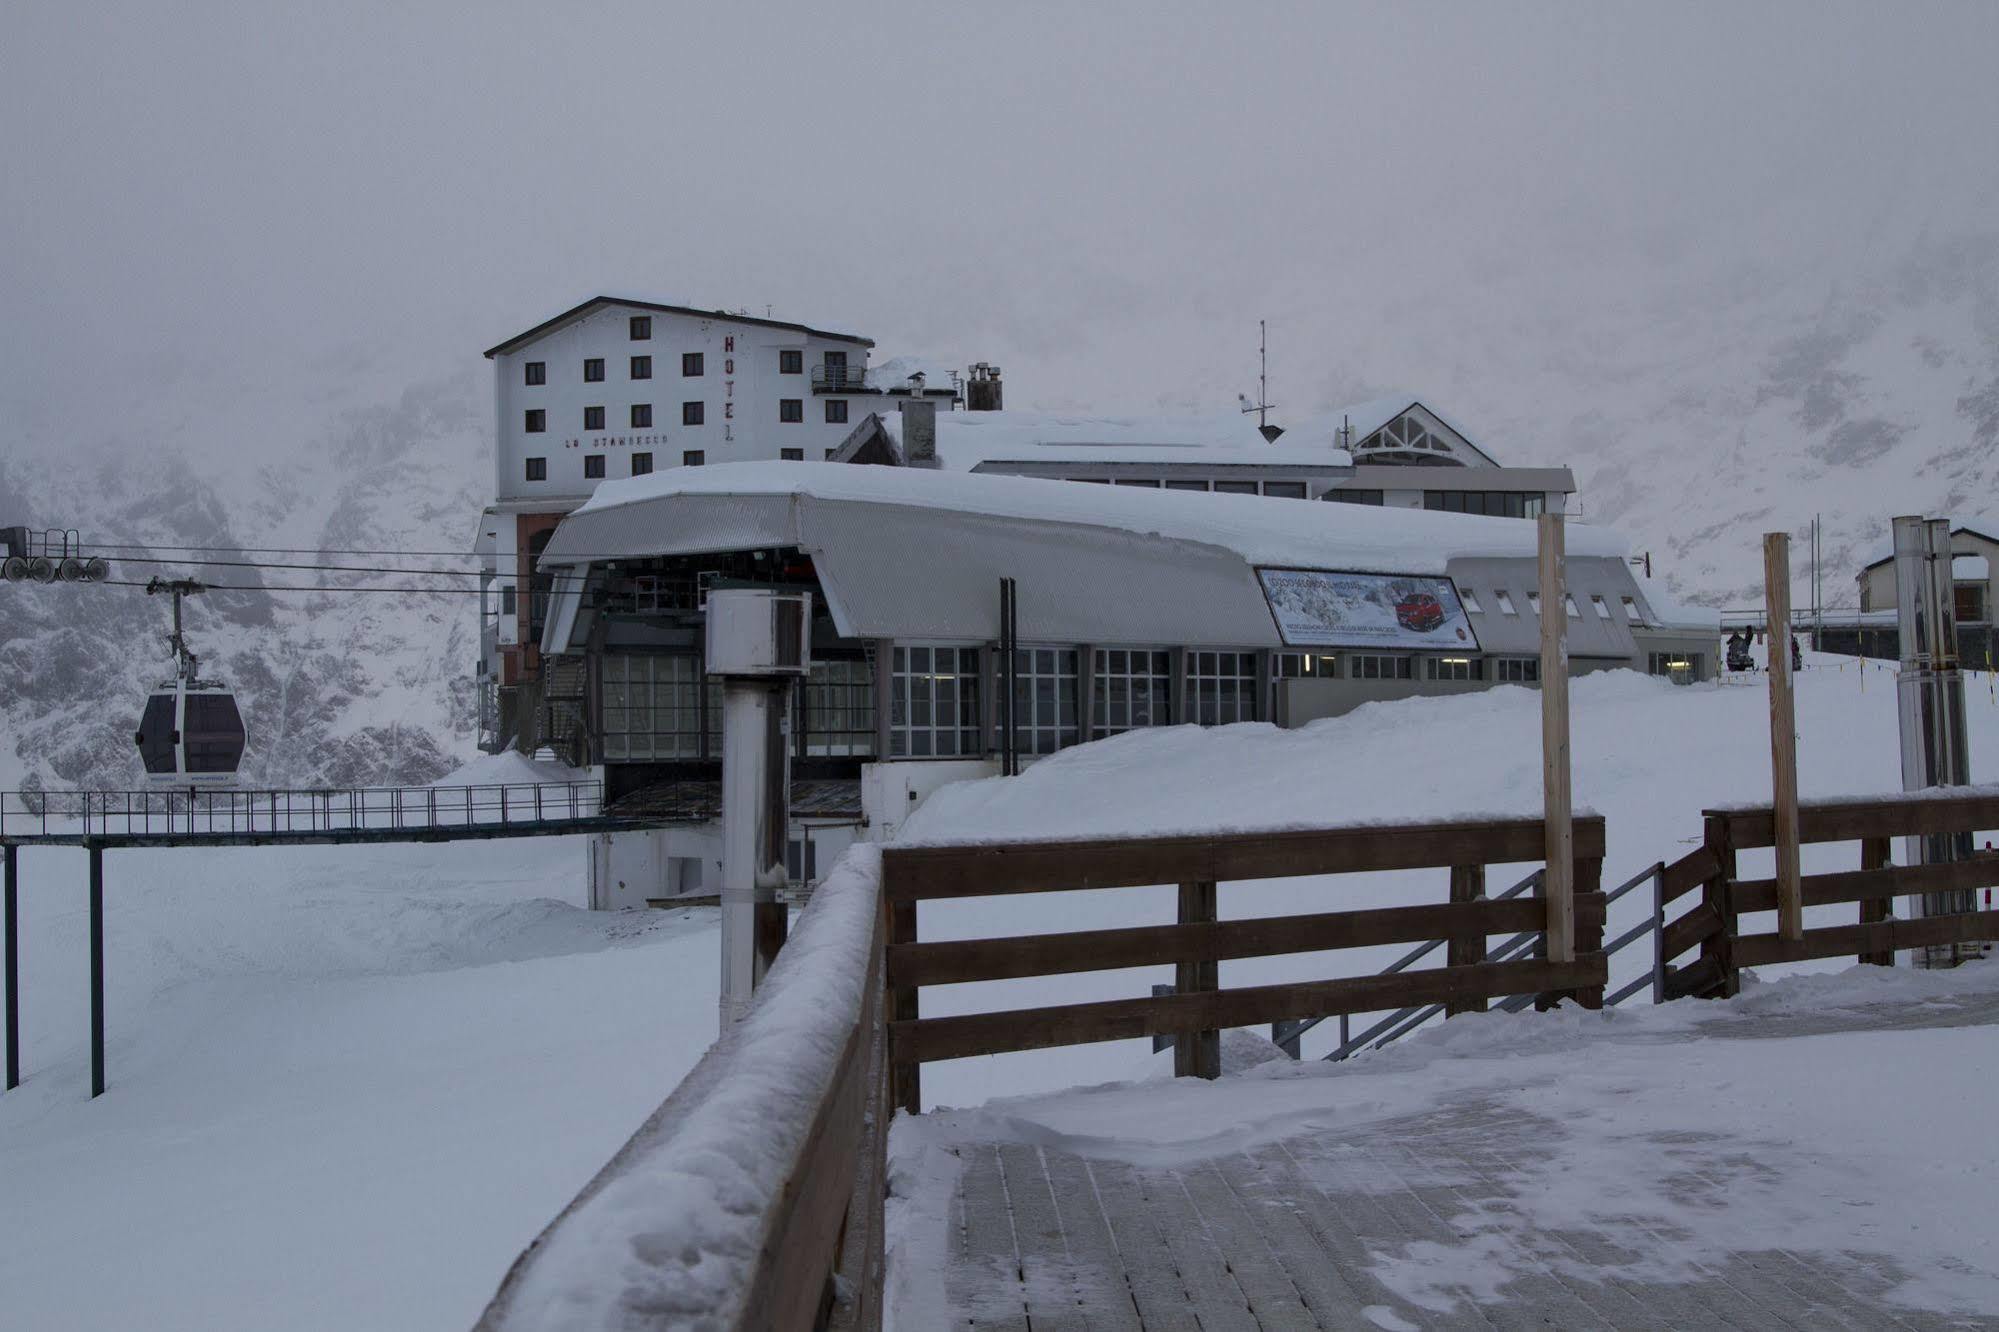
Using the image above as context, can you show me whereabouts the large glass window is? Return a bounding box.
[890,646,981,757]
[1275,653,1339,679]
[1425,656,1483,681]
[1350,654,1414,680]
[1422,491,1542,519]
[1494,657,1540,683]
[602,655,707,760]
[1649,652,1700,686]
[1093,648,1171,736]
[1186,650,1259,724]
[1326,488,1384,505]
[797,658,876,757]
[1004,648,1080,755]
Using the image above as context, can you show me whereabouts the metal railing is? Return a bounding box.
[0,782,604,840]
[1276,859,1669,1062]
[810,364,868,393]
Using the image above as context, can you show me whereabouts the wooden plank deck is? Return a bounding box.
[916,992,1999,1330]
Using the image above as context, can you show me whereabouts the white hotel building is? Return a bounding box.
[473,295,965,745]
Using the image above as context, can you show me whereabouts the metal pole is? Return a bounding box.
[5,843,18,1089]
[89,844,104,1098]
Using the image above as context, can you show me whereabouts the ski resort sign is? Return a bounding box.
[1256,568,1481,650]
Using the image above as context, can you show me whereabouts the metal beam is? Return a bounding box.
[4,842,17,1090]
[0,816,676,851]
[89,844,104,1099]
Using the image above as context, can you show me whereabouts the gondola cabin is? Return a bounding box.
[135,683,247,785]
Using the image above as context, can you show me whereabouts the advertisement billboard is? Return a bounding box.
[1257,568,1481,650]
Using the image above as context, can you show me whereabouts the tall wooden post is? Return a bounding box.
[1764,532,1804,941]
[1174,881,1220,1079]
[1446,864,1487,1016]
[1539,511,1574,964]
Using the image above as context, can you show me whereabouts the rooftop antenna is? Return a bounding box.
[1238,320,1283,442]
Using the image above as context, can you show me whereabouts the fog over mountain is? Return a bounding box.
[3,2,1996,787]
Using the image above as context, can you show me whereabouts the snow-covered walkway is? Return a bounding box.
[887,964,1999,1329]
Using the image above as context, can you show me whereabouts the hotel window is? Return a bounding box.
[631,452,652,476]
[780,398,804,423]
[797,658,876,757]
[631,403,652,428]
[1350,654,1414,680]
[629,315,651,340]
[630,355,652,380]
[779,349,803,374]
[524,408,546,433]
[1591,594,1613,619]
[1956,583,1988,624]
[1327,488,1385,505]
[682,450,704,467]
[584,358,605,383]
[584,455,604,479]
[1495,657,1540,683]
[1622,596,1643,624]
[682,352,704,377]
[1460,589,1484,614]
[683,401,705,426]
[1262,481,1309,500]
[524,457,547,482]
[1186,650,1259,725]
[1214,480,1259,495]
[1275,653,1339,679]
[584,405,605,431]
[1092,649,1172,737]
[602,654,705,761]
[890,645,981,757]
[524,361,546,386]
[780,448,804,461]
[1495,590,1517,615]
[1005,648,1081,754]
[825,399,848,425]
[1426,656,1483,682]
[824,349,848,370]
[1164,479,1210,492]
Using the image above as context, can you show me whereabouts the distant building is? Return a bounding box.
[472,296,964,751]
[1820,523,1999,664]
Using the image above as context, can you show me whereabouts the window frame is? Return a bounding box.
[523,408,546,434]
[824,398,849,425]
[1091,647,1172,737]
[524,456,547,482]
[584,405,605,431]
[583,357,605,383]
[583,454,605,479]
[630,403,653,428]
[780,447,804,461]
[630,355,652,380]
[1185,650,1260,725]
[682,352,704,377]
[523,361,546,386]
[682,450,704,467]
[779,349,803,375]
[629,315,651,341]
[682,400,705,426]
[889,644,983,758]
[631,452,653,476]
[779,398,804,423]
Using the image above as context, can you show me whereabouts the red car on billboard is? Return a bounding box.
[1394,592,1446,633]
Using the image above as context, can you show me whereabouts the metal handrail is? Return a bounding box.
[0,781,604,839]
[809,364,868,392]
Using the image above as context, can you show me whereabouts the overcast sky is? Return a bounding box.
[4,1,1995,442]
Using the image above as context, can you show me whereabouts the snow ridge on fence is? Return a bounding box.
[476,843,884,1331]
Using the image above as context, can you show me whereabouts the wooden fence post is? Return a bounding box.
[1764,532,1804,941]
[1700,814,1741,998]
[1446,864,1487,1016]
[1573,855,1605,1010]
[1174,881,1220,1079]
[887,888,920,1115]
[1859,836,1894,967]
[1539,511,1575,964]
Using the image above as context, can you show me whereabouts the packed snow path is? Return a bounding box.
[888,966,1999,1329]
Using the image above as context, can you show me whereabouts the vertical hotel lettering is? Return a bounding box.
[723,335,736,443]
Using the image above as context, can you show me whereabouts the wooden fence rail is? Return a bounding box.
[883,815,1608,1114]
[1657,789,1999,998]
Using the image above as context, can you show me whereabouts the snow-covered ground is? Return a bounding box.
[896,653,1999,1109]
[0,834,719,1332]
[887,960,1999,1324]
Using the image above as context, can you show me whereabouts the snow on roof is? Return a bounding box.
[864,354,962,395]
[483,294,873,358]
[560,461,1623,573]
[876,407,1356,469]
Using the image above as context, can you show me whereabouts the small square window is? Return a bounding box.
[524,361,545,386]
[1495,590,1516,615]
[1565,595,1581,619]
[523,408,546,433]
[683,450,704,467]
[525,457,547,481]
[824,399,849,425]
[584,455,605,479]
[781,448,804,461]
[629,315,651,340]
[682,352,704,377]
[630,355,652,380]
[631,403,652,428]
[1591,594,1613,620]
[779,349,803,374]
[631,452,653,476]
[584,358,605,383]
[779,398,803,423]
[584,405,605,431]
[1460,589,1483,614]
[682,401,705,426]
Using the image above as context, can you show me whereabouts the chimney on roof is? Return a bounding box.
[902,399,939,467]
[966,362,1003,412]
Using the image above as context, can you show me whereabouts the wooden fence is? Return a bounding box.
[882,815,1609,1114]
[1656,788,1999,999]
